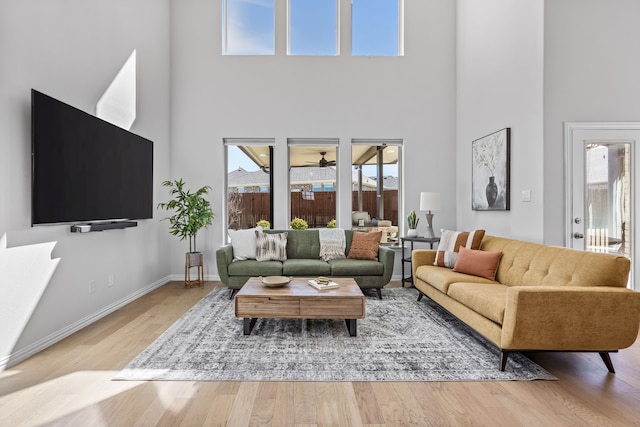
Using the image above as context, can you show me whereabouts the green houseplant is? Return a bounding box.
[290,217,308,230]
[407,210,419,237]
[327,219,337,228]
[158,179,214,287]
[256,219,271,229]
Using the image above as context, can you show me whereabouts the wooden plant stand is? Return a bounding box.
[185,252,204,288]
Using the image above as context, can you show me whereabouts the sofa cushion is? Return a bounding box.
[347,231,382,261]
[447,282,508,325]
[228,259,283,277]
[480,235,631,288]
[228,226,263,260]
[283,259,331,276]
[280,229,322,259]
[453,247,502,280]
[415,265,496,294]
[256,230,288,261]
[329,258,384,276]
[435,229,485,268]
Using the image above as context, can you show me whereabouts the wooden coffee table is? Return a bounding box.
[235,277,365,336]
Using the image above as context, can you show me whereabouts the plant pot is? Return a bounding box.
[407,229,418,237]
[185,251,204,288]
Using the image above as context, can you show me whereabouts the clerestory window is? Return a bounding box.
[222,0,403,56]
[222,0,275,55]
[352,0,403,56]
[288,0,338,56]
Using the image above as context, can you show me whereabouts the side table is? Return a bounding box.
[400,236,440,287]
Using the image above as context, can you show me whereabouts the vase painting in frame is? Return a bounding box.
[472,128,510,211]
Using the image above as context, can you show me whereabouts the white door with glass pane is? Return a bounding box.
[565,123,640,290]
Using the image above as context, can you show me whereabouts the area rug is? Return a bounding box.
[114,287,556,382]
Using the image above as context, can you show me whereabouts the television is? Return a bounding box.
[31,89,153,226]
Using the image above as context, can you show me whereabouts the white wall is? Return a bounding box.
[170,0,458,275]
[456,0,545,241]
[0,0,172,366]
[543,0,640,245]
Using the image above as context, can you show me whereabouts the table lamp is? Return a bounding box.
[420,192,440,238]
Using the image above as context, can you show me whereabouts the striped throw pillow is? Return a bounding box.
[434,229,485,268]
[255,231,288,262]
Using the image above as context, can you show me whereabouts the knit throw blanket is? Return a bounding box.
[318,228,346,261]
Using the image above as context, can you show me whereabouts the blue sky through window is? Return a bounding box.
[224,0,275,55]
[223,0,400,56]
[352,0,399,56]
[289,0,337,55]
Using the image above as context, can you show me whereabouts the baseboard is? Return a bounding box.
[2,275,172,371]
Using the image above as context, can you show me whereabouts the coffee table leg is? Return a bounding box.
[244,318,257,335]
[345,319,357,336]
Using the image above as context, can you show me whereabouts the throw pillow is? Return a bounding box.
[319,228,346,261]
[453,246,503,280]
[255,230,288,262]
[434,229,485,268]
[228,226,263,260]
[347,231,382,261]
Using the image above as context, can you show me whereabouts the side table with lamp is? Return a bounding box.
[401,191,441,287]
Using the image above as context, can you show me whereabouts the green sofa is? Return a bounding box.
[216,229,395,298]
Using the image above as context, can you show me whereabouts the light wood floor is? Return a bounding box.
[1,281,639,427]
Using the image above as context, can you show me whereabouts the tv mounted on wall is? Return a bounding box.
[31,89,153,229]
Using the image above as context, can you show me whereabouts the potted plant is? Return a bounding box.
[256,219,270,229]
[290,217,308,230]
[327,219,336,228]
[407,210,419,237]
[158,179,214,287]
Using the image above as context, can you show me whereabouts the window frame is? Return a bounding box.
[224,139,275,231]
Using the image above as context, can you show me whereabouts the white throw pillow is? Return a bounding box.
[228,226,263,260]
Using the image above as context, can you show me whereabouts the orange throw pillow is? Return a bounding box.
[347,231,382,261]
[453,246,502,280]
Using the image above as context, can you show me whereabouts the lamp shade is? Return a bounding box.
[419,192,441,211]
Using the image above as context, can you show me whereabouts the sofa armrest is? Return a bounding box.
[216,244,234,287]
[411,249,436,279]
[501,286,640,351]
[378,245,395,283]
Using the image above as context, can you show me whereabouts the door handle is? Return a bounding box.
[573,232,584,239]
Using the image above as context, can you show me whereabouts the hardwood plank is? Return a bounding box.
[1,280,639,426]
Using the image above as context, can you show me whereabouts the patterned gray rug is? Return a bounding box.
[114,287,556,381]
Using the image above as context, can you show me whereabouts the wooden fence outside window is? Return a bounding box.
[228,190,398,229]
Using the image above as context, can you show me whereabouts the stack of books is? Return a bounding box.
[307,277,339,290]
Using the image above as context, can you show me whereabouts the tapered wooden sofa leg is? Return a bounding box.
[376,288,382,300]
[500,351,510,371]
[599,352,616,373]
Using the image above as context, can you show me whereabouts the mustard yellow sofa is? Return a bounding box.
[412,235,640,372]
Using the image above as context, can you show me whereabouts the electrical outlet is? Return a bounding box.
[90,280,96,294]
[108,273,115,287]
[522,189,531,202]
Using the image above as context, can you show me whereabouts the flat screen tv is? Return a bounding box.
[31,89,153,225]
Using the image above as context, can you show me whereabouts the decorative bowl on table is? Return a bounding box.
[260,276,292,287]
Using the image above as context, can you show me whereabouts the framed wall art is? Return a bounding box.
[472,128,510,211]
